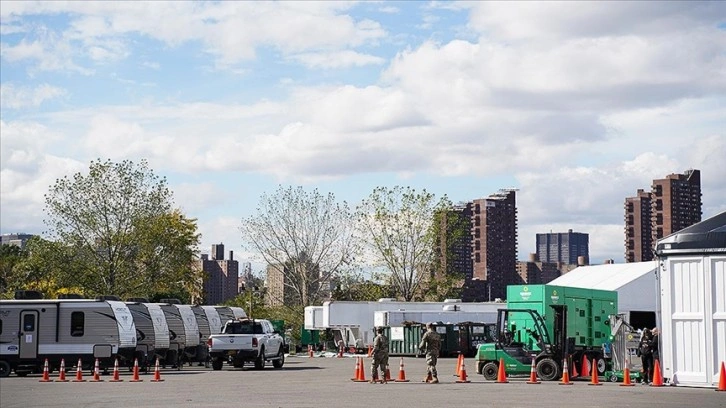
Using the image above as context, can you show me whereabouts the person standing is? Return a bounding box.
[650,327,660,378]
[370,327,389,384]
[418,322,441,384]
[638,328,653,384]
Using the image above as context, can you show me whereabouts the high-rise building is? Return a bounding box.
[435,203,474,280]
[536,229,589,265]
[471,189,518,301]
[625,189,652,262]
[199,243,239,304]
[625,169,702,262]
[265,263,296,307]
[651,169,702,243]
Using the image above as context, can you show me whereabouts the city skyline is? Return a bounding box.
[2,2,725,267]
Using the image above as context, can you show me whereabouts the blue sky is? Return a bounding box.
[1,1,725,271]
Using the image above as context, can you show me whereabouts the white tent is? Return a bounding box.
[549,261,658,326]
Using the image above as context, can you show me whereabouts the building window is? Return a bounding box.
[71,312,85,337]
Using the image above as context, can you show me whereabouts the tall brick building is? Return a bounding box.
[625,169,702,262]
[199,243,239,304]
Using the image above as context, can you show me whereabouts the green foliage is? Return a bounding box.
[332,270,394,301]
[0,244,28,298]
[356,186,452,301]
[41,159,200,300]
[240,185,359,307]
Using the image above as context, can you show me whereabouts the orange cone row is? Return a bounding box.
[37,358,164,383]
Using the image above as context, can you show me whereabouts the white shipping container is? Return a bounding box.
[656,211,726,388]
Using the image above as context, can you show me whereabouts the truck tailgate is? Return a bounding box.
[212,335,254,349]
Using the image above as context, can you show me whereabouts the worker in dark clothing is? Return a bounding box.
[637,328,653,384]
[370,327,389,383]
[418,323,441,383]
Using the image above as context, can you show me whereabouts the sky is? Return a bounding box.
[1,1,725,272]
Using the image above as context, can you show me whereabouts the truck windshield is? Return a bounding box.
[224,321,263,334]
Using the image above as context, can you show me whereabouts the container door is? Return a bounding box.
[19,310,39,359]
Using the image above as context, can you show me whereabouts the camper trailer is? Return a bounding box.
[190,306,213,366]
[215,306,236,325]
[0,295,136,377]
[125,299,170,368]
[155,301,200,367]
[199,306,224,335]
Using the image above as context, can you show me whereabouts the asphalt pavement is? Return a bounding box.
[1,354,724,408]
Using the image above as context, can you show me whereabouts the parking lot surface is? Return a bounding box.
[1,355,723,408]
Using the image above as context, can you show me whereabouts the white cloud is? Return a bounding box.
[0,83,67,109]
[289,50,385,69]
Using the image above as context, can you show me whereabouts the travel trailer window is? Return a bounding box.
[0,319,3,334]
[71,312,85,337]
[23,314,35,331]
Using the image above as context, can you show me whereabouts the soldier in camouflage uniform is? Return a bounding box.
[419,322,441,383]
[370,327,389,383]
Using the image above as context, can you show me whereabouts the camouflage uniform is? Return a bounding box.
[419,324,441,383]
[370,330,389,383]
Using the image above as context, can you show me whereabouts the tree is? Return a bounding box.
[331,270,394,301]
[356,186,452,301]
[0,244,27,298]
[43,159,200,299]
[240,186,358,307]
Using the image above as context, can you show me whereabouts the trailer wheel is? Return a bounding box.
[0,361,10,377]
[597,358,607,375]
[536,358,560,381]
[211,358,223,371]
[482,362,498,380]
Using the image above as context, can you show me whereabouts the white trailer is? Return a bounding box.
[306,299,505,348]
[0,296,136,377]
[126,300,170,366]
[655,211,726,388]
[374,307,499,328]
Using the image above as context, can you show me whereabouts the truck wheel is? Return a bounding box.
[272,347,285,369]
[536,358,560,381]
[0,361,10,377]
[254,348,265,370]
[212,358,223,371]
[596,358,607,375]
[482,362,498,380]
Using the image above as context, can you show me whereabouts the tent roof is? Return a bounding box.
[549,262,656,291]
[656,211,726,256]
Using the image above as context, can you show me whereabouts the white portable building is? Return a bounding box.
[655,211,726,388]
[548,262,658,329]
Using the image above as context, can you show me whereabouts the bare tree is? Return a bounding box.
[240,186,358,306]
[356,186,451,301]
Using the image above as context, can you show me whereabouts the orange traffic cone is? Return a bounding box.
[90,358,104,382]
[353,357,367,382]
[109,358,123,382]
[526,358,541,384]
[72,358,86,382]
[384,367,391,382]
[559,359,573,385]
[456,359,471,383]
[716,361,726,392]
[129,358,143,382]
[151,357,164,382]
[351,356,361,381]
[454,354,463,377]
[56,359,69,382]
[337,344,344,358]
[367,345,373,358]
[395,357,410,382]
[650,359,664,387]
[308,345,314,358]
[39,358,51,382]
[496,358,509,383]
[571,358,579,378]
[581,354,589,377]
[588,358,602,386]
[620,361,634,386]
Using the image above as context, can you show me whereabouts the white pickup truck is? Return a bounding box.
[207,318,285,370]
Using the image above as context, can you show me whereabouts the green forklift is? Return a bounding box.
[475,285,617,381]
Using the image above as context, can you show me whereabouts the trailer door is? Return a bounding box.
[19,311,39,359]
